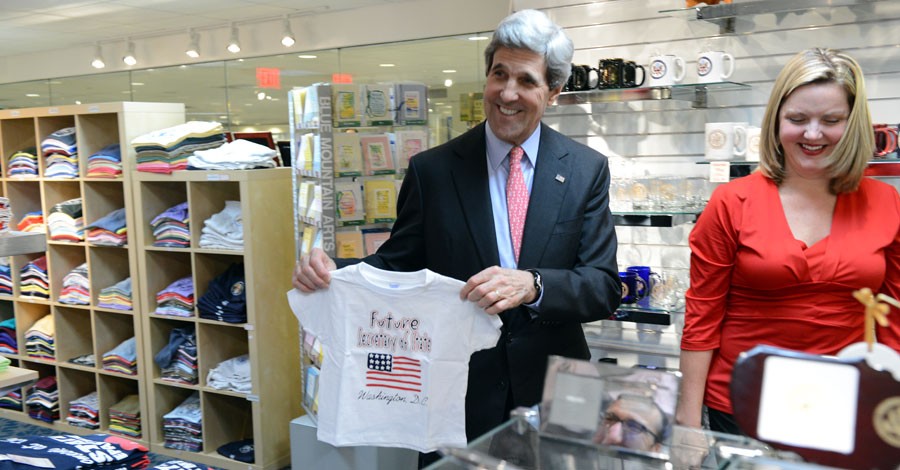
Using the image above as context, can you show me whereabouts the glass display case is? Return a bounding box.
[426,412,832,470]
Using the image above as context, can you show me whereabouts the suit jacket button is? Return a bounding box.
[498,381,507,389]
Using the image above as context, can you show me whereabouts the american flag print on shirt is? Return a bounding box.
[366,353,422,392]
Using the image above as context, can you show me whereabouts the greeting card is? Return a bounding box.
[360,134,395,176]
[334,133,363,177]
[364,84,394,126]
[364,179,397,224]
[395,129,428,170]
[335,231,365,258]
[333,84,362,128]
[335,181,365,226]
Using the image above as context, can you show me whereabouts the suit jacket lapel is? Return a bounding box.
[450,123,500,268]
[519,124,570,268]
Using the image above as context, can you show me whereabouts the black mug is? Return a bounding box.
[566,64,595,91]
[621,61,646,88]
[598,59,623,89]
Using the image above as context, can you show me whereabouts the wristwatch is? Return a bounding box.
[525,268,543,302]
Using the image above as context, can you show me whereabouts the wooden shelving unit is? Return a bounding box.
[132,168,300,470]
[0,102,185,441]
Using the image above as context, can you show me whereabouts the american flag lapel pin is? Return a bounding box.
[555,174,565,183]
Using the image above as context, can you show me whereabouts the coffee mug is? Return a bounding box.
[648,54,686,87]
[626,265,662,302]
[874,124,898,158]
[598,59,623,89]
[745,126,762,162]
[619,271,639,304]
[621,61,646,88]
[697,51,735,84]
[566,64,595,91]
[705,122,748,160]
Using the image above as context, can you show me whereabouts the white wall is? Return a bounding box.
[516,0,900,284]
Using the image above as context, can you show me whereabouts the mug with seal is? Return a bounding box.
[626,265,661,301]
[648,54,686,87]
[873,123,898,158]
[705,121,748,160]
[697,50,735,84]
[745,126,762,162]
[619,271,640,304]
[598,58,624,89]
[621,61,646,88]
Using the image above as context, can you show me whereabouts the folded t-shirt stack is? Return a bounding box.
[0,197,11,233]
[98,277,133,311]
[207,354,251,394]
[151,202,190,248]
[86,143,122,178]
[59,263,90,305]
[0,257,12,295]
[25,314,55,360]
[48,198,84,242]
[102,336,137,376]
[187,139,277,170]
[199,200,242,250]
[86,207,127,246]
[155,325,198,385]
[198,263,246,323]
[109,394,142,438]
[155,277,194,317]
[20,255,50,299]
[17,211,44,233]
[0,433,150,470]
[26,375,59,423]
[163,392,203,452]
[0,317,16,353]
[42,127,78,179]
[8,147,38,177]
[66,390,100,429]
[0,389,23,411]
[132,121,227,174]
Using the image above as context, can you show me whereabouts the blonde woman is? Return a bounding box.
[677,48,900,434]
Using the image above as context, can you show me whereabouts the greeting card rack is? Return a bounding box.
[289,82,429,423]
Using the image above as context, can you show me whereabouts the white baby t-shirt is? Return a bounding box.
[287,263,502,452]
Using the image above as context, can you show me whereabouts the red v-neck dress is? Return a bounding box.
[683,171,900,414]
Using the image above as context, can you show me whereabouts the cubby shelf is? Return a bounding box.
[133,168,300,470]
[0,102,186,442]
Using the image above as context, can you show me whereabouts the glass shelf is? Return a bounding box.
[660,0,889,33]
[557,81,749,108]
[612,211,699,227]
[609,303,679,325]
[697,159,900,177]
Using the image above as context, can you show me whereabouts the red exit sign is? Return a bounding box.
[256,67,281,89]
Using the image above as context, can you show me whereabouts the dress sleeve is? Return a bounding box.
[682,183,742,350]
[877,185,900,352]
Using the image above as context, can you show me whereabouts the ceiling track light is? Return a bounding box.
[123,39,137,66]
[281,16,295,47]
[91,43,105,69]
[186,29,200,58]
[227,24,241,53]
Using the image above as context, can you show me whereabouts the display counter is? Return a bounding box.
[426,412,833,470]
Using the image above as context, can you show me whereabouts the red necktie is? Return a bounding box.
[507,146,529,262]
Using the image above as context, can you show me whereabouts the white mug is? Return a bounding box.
[705,122,748,160]
[648,55,686,87]
[745,126,762,162]
[697,51,735,84]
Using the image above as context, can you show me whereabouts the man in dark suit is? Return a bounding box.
[294,8,621,443]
